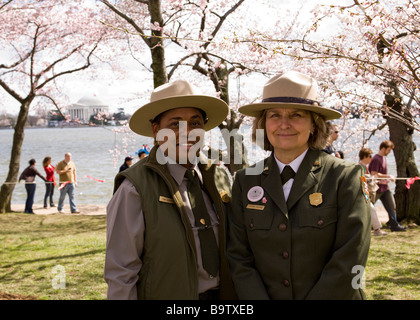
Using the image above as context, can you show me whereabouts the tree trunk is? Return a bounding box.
[384,92,420,224]
[210,66,247,175]
[148,0,168,88]
[218,108,248,175]
[0,98,33,213]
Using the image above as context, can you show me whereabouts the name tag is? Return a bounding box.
[159,196,175,204]
[246,204,265,211]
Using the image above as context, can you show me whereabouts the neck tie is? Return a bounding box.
[185,169,219,278]
[281,165,295,185]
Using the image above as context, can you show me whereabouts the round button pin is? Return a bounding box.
[247,186,264,202]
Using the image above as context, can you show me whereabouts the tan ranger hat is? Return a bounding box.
[129,80,229,137]
[239,71,342,120]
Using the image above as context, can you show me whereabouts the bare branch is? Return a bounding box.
[0,78,24,103]
[0,0,14,10]
[36,40,100,90]
[0,51,31,70]
[205,0,245,49]
[36,94,66,119]
[167,52,198,79]
[363,121,387,145]
[100,0,150,46]
[34,44,83,87]
[126,36,152,71]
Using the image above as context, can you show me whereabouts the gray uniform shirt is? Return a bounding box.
[105,162,220,300]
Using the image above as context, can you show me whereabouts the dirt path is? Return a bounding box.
[10,203,107,215]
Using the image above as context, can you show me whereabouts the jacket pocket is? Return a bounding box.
[298,206,337,229]
[244,207,274,230]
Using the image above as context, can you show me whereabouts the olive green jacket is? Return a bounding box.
[114,145,236,300]
[227,149,371,300]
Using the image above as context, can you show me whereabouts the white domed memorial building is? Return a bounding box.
[67,94,109,124]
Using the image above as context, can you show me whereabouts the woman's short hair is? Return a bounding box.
[251,109,329,151]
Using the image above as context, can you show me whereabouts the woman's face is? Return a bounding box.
[152,107,205,168]
[265,108,313,157]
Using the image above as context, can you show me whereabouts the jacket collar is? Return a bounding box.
[145,144,221,207]
[262,149,323,216]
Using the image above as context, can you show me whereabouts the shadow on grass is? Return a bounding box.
[367,228,420,299]
[0,213,106,238]
[0,248,106,294]
[1,248,104,269]
[368,272,420,300]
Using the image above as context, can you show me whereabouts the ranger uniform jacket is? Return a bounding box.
[227,149,371,300]
[112,145,236,300]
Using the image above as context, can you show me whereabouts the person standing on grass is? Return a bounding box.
[227,71,371,300]
[42,156,56,209]
[104,80,236,300]
[19,159,47,214]
[369,140,406,232]
[56,152,80,214]
[358,147,387,236]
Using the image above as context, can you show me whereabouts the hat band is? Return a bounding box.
[262,96,319,106]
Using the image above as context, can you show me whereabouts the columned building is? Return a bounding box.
[67,94,109,123]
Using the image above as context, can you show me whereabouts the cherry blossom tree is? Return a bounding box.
[0,0,112,213]
[99,0,290,173]
[100,0,167,87]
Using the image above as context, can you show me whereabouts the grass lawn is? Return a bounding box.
[0,213,107,300]
[365,224,420,300]
[0,212,419,300]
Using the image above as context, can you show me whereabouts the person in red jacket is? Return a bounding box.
[42,156,56,208]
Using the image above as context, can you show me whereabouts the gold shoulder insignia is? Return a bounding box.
[219,190,230,203]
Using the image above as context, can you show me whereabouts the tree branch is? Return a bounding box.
[204,0,245,50]
[0,78,24,103]
[36,40,99,90]
[0,51,32,70]
[36,94,66,119]
[0,0,14,10]
[100,0,151,46]
[34,44,83,88]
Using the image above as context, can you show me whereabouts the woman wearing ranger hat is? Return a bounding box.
[104,80,236,300]
[227,71,371,299]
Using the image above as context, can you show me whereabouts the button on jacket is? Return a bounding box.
[227,149,371,300]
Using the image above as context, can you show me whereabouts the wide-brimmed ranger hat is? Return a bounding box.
[129,80,229,137]
[239,71,342,120]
